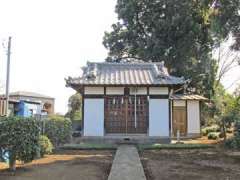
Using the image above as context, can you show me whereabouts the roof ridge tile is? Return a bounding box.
[66,61,185,86]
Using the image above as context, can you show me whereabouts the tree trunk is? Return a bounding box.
[222,120,227,141]
[9,153,16,172]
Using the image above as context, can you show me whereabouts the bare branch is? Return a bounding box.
[225,77,240,90]
[215,43,240,88]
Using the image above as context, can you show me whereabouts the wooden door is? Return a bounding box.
[105,96,126,133]
[173,106,187,136]
[105,96,148,134]
[127,96,148,133]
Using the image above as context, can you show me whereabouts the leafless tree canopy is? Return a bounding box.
[216,39,240,89]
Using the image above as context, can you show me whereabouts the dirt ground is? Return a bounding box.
[0,150,114,180]
[141,149,240,180]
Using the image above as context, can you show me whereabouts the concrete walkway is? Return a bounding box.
[108,145,146,180]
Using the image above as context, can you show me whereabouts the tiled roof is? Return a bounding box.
[0,97,19,103]
[66,61,185,86]
[170,94,208,101]
[9,91,54,99]
[0,96,41,103]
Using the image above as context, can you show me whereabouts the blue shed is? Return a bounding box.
[16,100,41,117]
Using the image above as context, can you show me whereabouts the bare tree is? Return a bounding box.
[215,39,240,89]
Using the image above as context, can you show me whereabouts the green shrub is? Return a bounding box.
[0,116,40,171]
[206,118,218,126]
[209,125,220,132]
[201,128,208,136]
[235,121,240,134]
[39,135,53,157]
[207,132,220,140]
[225,123,240,149]
[225,136,240,149]
[202,125,220,136]
[225,138,234,148]
[45,115,72,147]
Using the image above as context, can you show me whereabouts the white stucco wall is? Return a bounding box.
[173,100,186,107]
[84,87,104,95]
[84,98,104,136]
[130,87,147,95]
[149,99,169,137]
[187,100,200,134]
[149,87,168,95]
[106,87,124,95]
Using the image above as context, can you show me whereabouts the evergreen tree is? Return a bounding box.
[65,93,82,121]
[103,0,240,96]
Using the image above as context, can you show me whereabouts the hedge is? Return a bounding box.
[0,116,40,171]
[207,132,220,140]
[44,115,72,147]
[39,135,53,157]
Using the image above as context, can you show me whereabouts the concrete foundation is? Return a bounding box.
[72,134,171,144]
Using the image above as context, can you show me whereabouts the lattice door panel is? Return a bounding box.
[105,96,126,133]
[127,96,148,133]
[105,96,148,134]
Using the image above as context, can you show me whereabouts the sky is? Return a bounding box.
[0,0,239,114]
[0,0,117,114]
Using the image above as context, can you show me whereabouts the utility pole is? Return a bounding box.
[5,36,11,116]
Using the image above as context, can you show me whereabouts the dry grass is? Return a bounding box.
[173,136,221,144]
[172,133,235,145]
